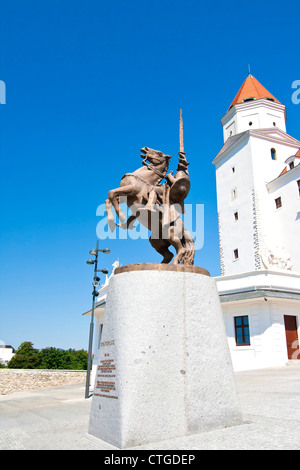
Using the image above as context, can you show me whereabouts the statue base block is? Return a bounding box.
[88,263,242,449]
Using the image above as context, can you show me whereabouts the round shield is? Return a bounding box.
[169,176,191,203]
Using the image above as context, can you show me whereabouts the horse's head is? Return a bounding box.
[140,147,171,168]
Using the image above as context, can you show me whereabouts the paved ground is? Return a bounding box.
[0,365,299,450]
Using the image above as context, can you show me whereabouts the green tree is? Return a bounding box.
[7,342,40,369]
[38,348,88,370]
[7,342,89,370]
[38,347,66,369]
[69,349,89,370]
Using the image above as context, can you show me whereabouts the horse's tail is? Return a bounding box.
[180,229,195,265]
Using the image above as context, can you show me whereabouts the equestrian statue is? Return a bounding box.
[105,110,195,265]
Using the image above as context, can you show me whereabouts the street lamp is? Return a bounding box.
[85,240,110,399]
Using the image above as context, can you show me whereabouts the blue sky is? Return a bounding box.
[1,0,299,350]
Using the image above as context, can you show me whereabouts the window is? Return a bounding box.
[231,188,237,200]
[271,148,277,160]
[249,121,253,126]
[273,122,276,127]
[234,211,239,221]
[233,248,239,260]
[234,316,250,346]
[297,180,300,197]
[275,196,282,209]
[232,167,235,173]
[289,161,295,170]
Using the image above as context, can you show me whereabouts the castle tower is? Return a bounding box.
[221,73,286,141]
[213,74,300,276]
[212,74,300,371]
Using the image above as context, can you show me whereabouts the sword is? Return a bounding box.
[179,109,184,154]
[177,109,189,174]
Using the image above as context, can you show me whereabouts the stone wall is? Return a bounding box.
[0,369,86,395]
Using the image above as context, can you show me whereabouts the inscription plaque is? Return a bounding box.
[94,341,118,399]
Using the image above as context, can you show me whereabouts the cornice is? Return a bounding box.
[267,163,300,190]
[221,99,287,125]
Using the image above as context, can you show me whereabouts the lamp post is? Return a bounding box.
[85,240,110,399]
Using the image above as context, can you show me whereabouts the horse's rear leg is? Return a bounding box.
[149,237,174,264]
[105,198,117,232]
[108,185,133,222]
[168,227,185,265]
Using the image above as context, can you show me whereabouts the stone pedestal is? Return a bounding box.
[88,263,242,448]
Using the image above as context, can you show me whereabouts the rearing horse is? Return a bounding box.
[105,147,195,265]
[105,147,171,228]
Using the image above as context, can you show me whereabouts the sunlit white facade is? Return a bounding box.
[213,75,300,370]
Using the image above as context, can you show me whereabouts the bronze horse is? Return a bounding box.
[105,147,195,265]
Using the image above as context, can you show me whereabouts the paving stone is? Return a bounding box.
[0,367,299,450]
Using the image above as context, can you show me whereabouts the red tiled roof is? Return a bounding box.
[229,75,281,110]
[279,167,287,176]
[278,149,300,177]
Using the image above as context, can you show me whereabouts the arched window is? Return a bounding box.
[271,148,277,160]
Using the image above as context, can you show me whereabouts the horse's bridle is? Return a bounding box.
[142,159,167,181]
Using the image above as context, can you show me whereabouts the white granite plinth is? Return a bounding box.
[88,264,242,449]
